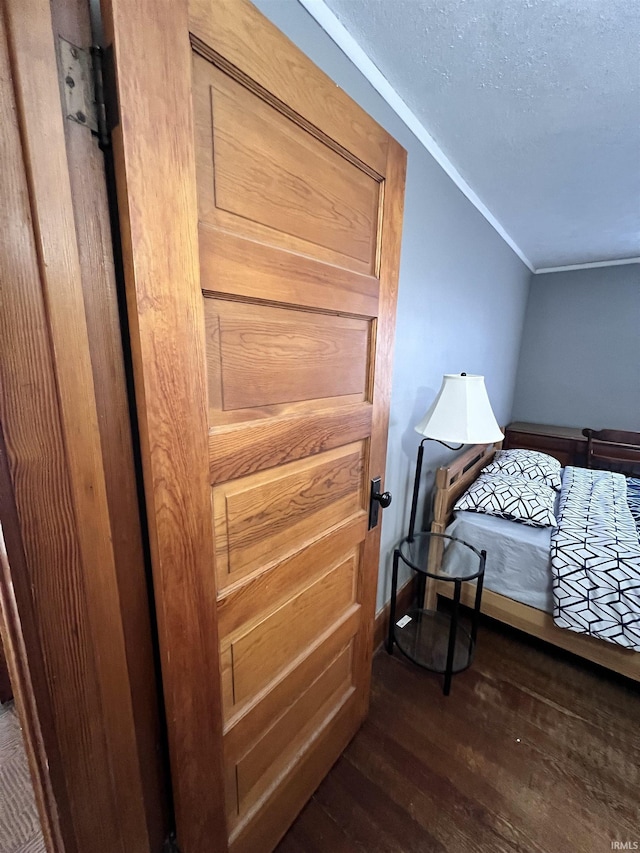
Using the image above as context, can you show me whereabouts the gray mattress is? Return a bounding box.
[443,509,554,613]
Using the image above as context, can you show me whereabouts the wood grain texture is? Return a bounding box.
[234,645,353,819]
[231,697,361,853]
[222,556,358,711]
[105,0,406,849]
[223,609,360,750]
[213,443,365,586]
[101,0,228,849]
[583,429,640,476]
[193,53,379,278]
[1,4,144,849]
[189,0,389,176]
[217,516,367,637]
[507,422,586,440]
[430,443,500,536]
[353,137,407,725]
[49,0,170,844]
[205,299,370,412]
[504,424,585,467]
[437,583,640,682]
[197,62,380,270]
[198,227,379,318]
[197,5,404,842]
[0,632,11,705]
[277,629,640,853]
[0,425,65,853]
[209,403,373,484]
[4,0,168,847]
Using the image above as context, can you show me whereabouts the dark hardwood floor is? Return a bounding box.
[276,619,640,853]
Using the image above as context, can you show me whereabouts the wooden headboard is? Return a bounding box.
[430,442,500,535]
[583,429,640,477]
[423,441,499,594]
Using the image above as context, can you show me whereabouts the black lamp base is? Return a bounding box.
[407,437,463,541]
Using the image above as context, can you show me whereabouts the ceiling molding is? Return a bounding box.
[534,257,640,275]
[297,0,637,277]
[296,0,535,273]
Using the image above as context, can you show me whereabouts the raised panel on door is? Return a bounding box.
[204,295,376,484]
[204,298,372,421]
[193,54,382,275]
[105,0,406,849]
[212,442,367,586]
[230,642,355,827]
[220,551,359,714]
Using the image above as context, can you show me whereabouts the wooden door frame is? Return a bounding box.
[0,0,169,850]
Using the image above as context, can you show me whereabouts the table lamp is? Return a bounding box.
[408,373,503,539]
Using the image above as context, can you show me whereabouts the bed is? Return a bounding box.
[429,443,640,682]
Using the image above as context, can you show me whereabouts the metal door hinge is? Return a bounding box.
[58,37,118,149]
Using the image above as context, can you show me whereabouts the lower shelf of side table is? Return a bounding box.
[394,608,475,674]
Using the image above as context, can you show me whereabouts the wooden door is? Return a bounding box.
[102,0,406,850]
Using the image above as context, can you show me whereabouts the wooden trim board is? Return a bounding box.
[101,0,229,848]
[0,0,168,849]
[0,630,12,704]
[373,577,415,651]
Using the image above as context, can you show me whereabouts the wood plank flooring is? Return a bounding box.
[276,619,640,853]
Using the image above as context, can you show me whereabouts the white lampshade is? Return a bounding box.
[414,374,504,444]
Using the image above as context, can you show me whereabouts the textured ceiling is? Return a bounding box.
[321,0,640,269]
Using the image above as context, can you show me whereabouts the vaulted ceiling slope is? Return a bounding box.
[312,0,640,272]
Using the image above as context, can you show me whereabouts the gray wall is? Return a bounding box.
[513,264,640,432]
[254,0,531,610]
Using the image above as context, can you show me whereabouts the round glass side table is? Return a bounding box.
[386,531,486,695]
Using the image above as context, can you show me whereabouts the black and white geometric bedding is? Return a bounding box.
[627,478,640,535]
[551,467,640,651]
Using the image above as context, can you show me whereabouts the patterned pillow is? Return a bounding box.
[454,473,558,527]
[482,449,562,491]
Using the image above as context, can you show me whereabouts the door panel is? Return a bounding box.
[205,299,371,413]
[104,0,406,849]
[234,642,353,813]
[212,442,366,586]
[223,640,355,826]
[194,59,380,271]
[220,551,358,712]
[199,229,380,317]
[216,517,367,641]
[207,402,373,484]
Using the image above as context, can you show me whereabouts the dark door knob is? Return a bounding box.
[369,478,392,529]
[374,491,392,508]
